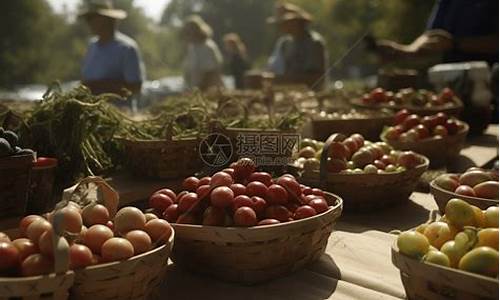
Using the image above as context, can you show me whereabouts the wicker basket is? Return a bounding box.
[0,154,34,219]
[430,177,499,214]
[62,177,174,300]
[27,157,58,214]
[0,210,74,300]
[301,133,429,212]
[311,115,393,141]
[382,122,469,168]
[350,97,464,117]
[391,242,499,300]
[171,192,342,284]
[120,133,201,179]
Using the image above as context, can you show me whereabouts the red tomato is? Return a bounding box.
[19,215,43,237]
[397,151,422,169]
[154,188,177,201]
[38,229,56,257]
[440,87,455,100]
[21,254,53,276]
[394,109,410,125]
[149,194,173,214]
[233,195,254,211]
[302,186,313,195]
[257,219,280,226]
[455,185,477,197]
[444,119,459,135]
[34,157,57,168]
[248,172,273,187]
[350,134,365,148]
[101,238,134,262]
[311,188,325,197]
[202,207,226,226]
[328,142,350,160]
[84,225,113,254]
[196,184,211,199]
[342,138,358,155]
[194,177,209,188]
[421,116,436,129]
[234,207,257,226]
[12,238,37,261]
[232,158,256,181]
[265,205,291,222]
[178,192,200,213]
[294,205,317,219]
[302,194,318,205]
[266,184,289,205]
[370,88,386,103]
[211,172,234,187]
[326,158,347,173]
[176,191,188,203]
[402,114,421,131]
[285,202,299,213]
[26,219,52,244]
[230,183,246,196]
[309,199,329,213]
[435,112,448,126]
[414,124,430,139]
[144,219,172,243]
[163,204,180,223]
[381,154,396,166]
[222,168,235,177]
[246,181,268,198]
[0,242,20,272]
[210,186,234,208]
[276,176,301,198]
[251,196,267,216]
[373,159,386,170]
[125,230,152,255]
[182,177,199,191]
[82,204,110,226]
[69,244,94,270]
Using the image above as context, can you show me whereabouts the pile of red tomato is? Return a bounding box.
[149,158,332,227]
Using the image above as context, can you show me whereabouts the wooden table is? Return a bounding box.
[0,125,497,299]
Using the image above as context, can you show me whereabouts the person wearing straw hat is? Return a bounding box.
[267,3,328,90]
[80,0,145,98]
[182,15,224,91]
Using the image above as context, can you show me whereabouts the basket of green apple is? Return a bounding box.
[147,158,343,284]
[381,110,469,168]
[392,199,498,300]
[298,133,429,211]
[430,167,499,214]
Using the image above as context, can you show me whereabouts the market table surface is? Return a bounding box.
[0,125,497,300]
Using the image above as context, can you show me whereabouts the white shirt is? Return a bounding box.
[183,39,223,89]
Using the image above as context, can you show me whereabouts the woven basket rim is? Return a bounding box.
[0,270,74,282]
[430,177,499,205]
[391,241,499,283]
[350,96,464,112]
[311,115,393,123]
[382,122,469,148]
[75,230,174,272]
[172,192,342,232]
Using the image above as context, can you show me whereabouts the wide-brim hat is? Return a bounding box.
[266,2,312,24]
[183,15,213,38]
[78,0,127,20]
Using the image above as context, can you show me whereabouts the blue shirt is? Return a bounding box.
[427,0,498,64]
[82,31,145,83]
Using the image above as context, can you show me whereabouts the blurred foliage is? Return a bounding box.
[0,0,436,88]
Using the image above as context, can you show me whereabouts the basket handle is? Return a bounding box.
[319,133,347,189]
[51,210,71,274]
[62,176,119,218]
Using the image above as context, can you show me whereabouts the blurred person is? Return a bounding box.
[376,0,498,66]
[223,33,250,89]
[80,0,145,97]
[182,15,224,91]
[267,3,328,90]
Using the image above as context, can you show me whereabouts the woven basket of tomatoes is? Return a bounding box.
[295,133,428,211]
[381,110,469,168]
[0,209,75,299]
[52,177,174,300]
[351,87,463,116]
[147,158,343,284]
[430,168,499,213]
[392,199,498,300]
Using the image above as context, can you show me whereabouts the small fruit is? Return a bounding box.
[435,174,460,192]
[326,158,347,173]
[266,184,289,205]
[458,247,499,277]
[397,151,421,169]
[440,240,467,268]
[433,125,448,137]
[294,205,317,219]
[423,250,450,267]
[397,231,430,259]
[473,181,499,199]
[101,238,134,262]
[454,185,477,197]
[328,142,350,160]
[114,207,146,235]
[445,199,476,227]
[423,222,455,249]
[459,171,492,187]
[476,228,499,250]
[299,146,316,159]
[234,207,257,226]
[485,207,499,228]
[351,150,373,168]
[210,186,234,208]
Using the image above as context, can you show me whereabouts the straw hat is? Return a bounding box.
[79,0,127,20]
[267,2,312,24]
[183,15,213,39]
